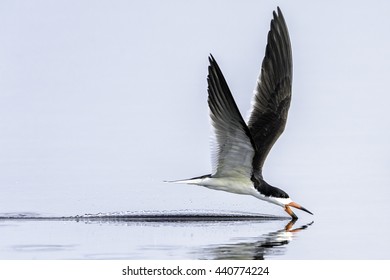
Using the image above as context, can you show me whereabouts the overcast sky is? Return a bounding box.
[0,0,389,217]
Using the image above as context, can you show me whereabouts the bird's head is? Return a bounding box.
[257,181,313,220]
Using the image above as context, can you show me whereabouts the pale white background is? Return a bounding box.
[0,0,389,258]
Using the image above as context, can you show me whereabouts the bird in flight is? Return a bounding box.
[170,7,312,220]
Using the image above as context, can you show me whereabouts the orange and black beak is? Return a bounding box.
[285,202,313,220]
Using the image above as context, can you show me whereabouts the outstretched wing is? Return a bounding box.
[248,7,293,174]
[208,55,255,179]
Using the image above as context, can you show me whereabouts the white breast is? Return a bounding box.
[187,176,255,195]
[171,176,291,208]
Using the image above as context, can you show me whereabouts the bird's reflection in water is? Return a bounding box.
[200,220,313,260]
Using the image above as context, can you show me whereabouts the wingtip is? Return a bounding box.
[273,10,277,19]
[207,54,220,77]
[273,6,285,21]
[276,6,286,23]
[208,53,216,64]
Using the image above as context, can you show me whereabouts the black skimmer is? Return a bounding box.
[170,7,312,220]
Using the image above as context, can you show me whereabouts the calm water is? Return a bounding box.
[2,161,388,260]
[0,211,314,260]
[0,201,388,260]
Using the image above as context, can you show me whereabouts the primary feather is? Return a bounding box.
[248,7,293,176]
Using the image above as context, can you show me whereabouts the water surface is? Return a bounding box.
[0,211,312,259]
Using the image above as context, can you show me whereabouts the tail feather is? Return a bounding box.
[164,174,211,185]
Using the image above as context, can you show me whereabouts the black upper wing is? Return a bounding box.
[248,7,293,175]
